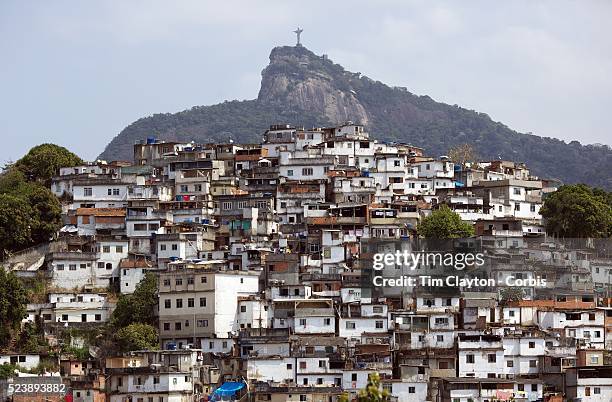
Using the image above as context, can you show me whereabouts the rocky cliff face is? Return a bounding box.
[258,46,369,126]
[98,45,611,188]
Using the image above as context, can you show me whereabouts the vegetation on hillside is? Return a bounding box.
[540,184,612,238]
[0,144,83,256]
[115,323,159,352]
[111,272,159,328]
[99,45,612,189]
[0,269,28,349]
[417,205,475,239]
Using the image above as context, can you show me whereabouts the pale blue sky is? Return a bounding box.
[1,1,610,163]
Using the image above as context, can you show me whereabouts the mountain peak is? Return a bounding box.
[258,45,369,125]
[98,46,612,188]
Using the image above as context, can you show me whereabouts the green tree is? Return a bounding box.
[112,272,158,328]
[417,205,475,238]
[340,372,389,402]
[500,287,524,304]
[0,195,34,256]
[115,323,159,352]
[540,184,612,238]
[0,270,28,348]
[13,143,83,186]
[0,364,17,379]
[448,143,478,167]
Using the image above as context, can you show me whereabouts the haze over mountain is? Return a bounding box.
[99,45,611,189]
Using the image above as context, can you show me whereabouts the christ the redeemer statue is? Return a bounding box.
[294,27,303,46]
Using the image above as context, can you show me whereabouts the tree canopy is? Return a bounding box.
[0,170,62,256]
[12,143,83,186]
[112,272,158,328]
[448,143,478,167]
[0,269,28,348]
[0,143,80,255]
[115,323,159,352]
[417,205,475,238]
[540,184,612,238]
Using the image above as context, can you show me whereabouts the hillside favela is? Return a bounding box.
[2,2,612,400]
[0,118,611,402]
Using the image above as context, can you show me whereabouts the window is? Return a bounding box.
[197,320,208,327]
[514,202,520,211]
[507,360,514,367]
[95,314,101,321]
[530,204,536,212]
[346,321,356,329]
[175,278,182,286]
[318,360,326,368]
[154,376,160,384]
[180,185,188,192]
[300,396,307,402]
[163,279,170,286]
[436,335,444,342]
[69,264,77,271]
[84,187,92,196]
[176,299,183,308]
[62,314,68,321]
[201,276,207,283]
[488,354,497,363]
[375,321,384,329]
[302,167,313,176]
[164,300,171,309]
[187,298,194,308]
[200,297,207,307]
[113,188,120,195]
[585,387,590,396]
[529,360,537,368]
[408,387,415,394]
[175,322,182,330]
[299,318,307,326]
[187,277,194,285]
[466,354,474,363]
[222,201,233,210]
[171,244,178,251]
[195,184,202,192]
[287,364,292,370]
[299,362,307,369]
[373,306,383,314]
[103,245,111,253]
[513,188,521,195]
[509,310,515,317]
[160,244,167,251]
[116,246,123,253]
[241,305,247,313]
[594,387,601,394]
[163,323,170,330]
[324,318,331,325]
[57,264,64,271]
[394,160,401,167]
[287,169,293,176]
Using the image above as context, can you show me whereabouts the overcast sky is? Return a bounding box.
[1,1,610,164]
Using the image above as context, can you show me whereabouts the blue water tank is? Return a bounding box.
[146,137,156,144]
[167,342,177,350]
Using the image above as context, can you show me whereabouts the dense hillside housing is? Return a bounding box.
[4,122,612,402]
